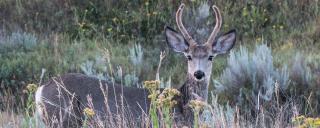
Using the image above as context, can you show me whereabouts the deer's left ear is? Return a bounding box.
[212,29,236,54]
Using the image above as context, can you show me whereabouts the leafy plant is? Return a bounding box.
[0,32,38,53]
[214,44,289,112]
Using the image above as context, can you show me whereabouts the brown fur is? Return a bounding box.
[38,73,150,127]
[37,72,209,127]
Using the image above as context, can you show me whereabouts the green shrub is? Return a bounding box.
[0,32,38,53]
[214,44,289,112]
[214,43,320,118]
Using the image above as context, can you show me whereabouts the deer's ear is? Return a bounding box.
[165,26,189,53]
[212,29,236,55]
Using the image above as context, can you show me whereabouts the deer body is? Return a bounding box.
[35,3,236,127]
[35,73,208,127]
[36,73,151,127]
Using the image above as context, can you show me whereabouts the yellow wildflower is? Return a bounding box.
[156,88,180,108]
[299,124,307,128]
[169,100,178,107]
[148,91,160,99]
[292,115,320,127]
[292,115,305,123]
[162,88,180,97]
[305,117,314,124]
[189,100,206,112]
[143,80,160,91]
[83,108,95,118]
[313,118,320,125]
[26,84,37,92]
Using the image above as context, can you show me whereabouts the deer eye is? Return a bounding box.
[186,55,192,61]
[208,56,213,61]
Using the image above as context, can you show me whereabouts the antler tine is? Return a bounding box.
[207,5,222,44]
[176,3,196,45]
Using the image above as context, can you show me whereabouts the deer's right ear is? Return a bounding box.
[165,26,189,53]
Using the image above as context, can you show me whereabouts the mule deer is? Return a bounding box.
[35,3,236,127]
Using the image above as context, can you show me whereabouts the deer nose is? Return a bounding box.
[194,71,205,80]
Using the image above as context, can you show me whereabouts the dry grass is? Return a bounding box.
[0,75,303,128]
[0,100,300,128]
[0,112,23,127]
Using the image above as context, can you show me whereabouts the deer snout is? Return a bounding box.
[194,70,205,80]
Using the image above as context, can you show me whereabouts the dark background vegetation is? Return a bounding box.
[0,0,319,119]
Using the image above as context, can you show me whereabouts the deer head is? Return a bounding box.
[165,3,236,82]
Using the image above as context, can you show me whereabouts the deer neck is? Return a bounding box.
[179,73,210,105]
[173,73,210,125]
